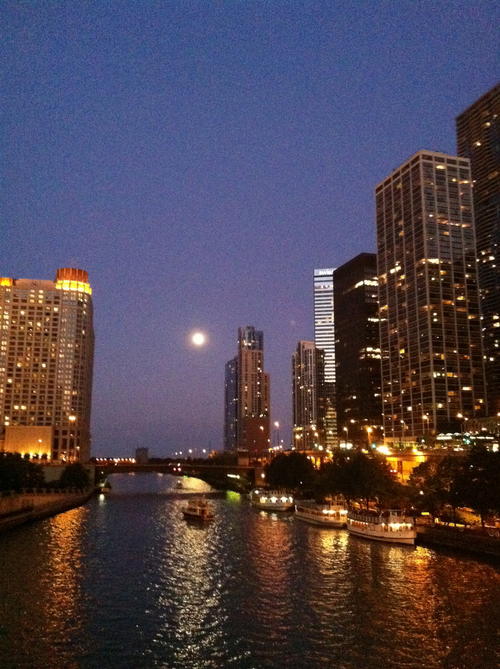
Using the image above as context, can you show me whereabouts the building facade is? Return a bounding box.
[456,84,500,415]
[224,357,238,451]
[0,268,94,462]
[313,269,337,448]
[291,341,326,450]
[376,151,486,443]
[333,253,382,444]
[223,326,270,455]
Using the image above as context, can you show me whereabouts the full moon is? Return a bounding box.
[191,331,206,347]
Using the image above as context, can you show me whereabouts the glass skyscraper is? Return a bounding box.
[313,269,337,447]
[333,253,382,443]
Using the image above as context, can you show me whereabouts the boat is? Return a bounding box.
[182,498,214,521]
[295,500,348,527]
[346,509,416,545]
[249,489,294,511]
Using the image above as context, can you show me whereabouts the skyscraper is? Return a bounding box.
[0,268,94,462]
[376,151,486,443]
[313,269,337,448]
[291,341,326,450]
[223,326,270,455]
[333,253,382,444]
[224,357,238,451]
[456,84,500,415]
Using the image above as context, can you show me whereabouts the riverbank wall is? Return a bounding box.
[416,524,500,560]
[0,489,93,533]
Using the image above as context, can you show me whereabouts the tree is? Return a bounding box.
[0,453,44,492]
[348,451,401,508]
[316,451,401,508]
[456,446,500,526]
[265,452,316,490]
[59,463,91,490]
[316,451,356,501]
[408,459,442,519]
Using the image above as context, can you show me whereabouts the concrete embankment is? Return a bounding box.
[417,524,500,560]
[0,490,93,533]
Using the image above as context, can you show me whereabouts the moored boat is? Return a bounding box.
[295,500,348,527]
[182,498,214,521]
[347,509,416,545]
[249,489,294,511]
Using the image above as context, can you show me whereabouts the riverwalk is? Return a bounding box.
[0,489,93,533]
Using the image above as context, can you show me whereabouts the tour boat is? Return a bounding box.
[182,498,214,521]
[249,490,294,511]
[295,500,348,528]
[347,509,416,545]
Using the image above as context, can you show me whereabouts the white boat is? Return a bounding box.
[182,498,214,521]
[249,489,294,511]
[295,500,348,528]
[347,509,416,545]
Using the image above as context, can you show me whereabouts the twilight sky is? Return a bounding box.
[3,1,498,457]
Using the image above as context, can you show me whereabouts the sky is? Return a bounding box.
[2,1,499,457]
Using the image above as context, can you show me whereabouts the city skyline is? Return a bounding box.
[3,3,498,455]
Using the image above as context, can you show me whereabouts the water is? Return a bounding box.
[0,473,498,669]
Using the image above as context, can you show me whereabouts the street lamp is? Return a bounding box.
[422,414,429,437]
[274,421,280,448]
[456,412,467,436]
[365,426,373,447]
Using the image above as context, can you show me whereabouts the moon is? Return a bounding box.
[191,331,207,347]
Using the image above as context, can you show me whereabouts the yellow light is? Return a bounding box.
[55,279,92,295]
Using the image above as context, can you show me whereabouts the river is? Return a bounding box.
[0,473,498,668]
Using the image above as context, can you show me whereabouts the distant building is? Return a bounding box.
[135,447,149,464]
[0,268,94,461]
[223,326,270,456]
[313,268,338,448]
[376,151,486,443]
[224,357,238,451]
[333,253,382,444]
[456,84,500,415]
[292,341,326,450]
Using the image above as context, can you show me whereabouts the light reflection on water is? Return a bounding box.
[0,473,498,669]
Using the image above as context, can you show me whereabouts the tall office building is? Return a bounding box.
[291,341,326,450]
[224,357,238,451]
[456,84,500,415]
[334,254,382,443]
[223,326,270,455]
[0,268,94,462]
[313,269,337,447]
[376,151,486,443]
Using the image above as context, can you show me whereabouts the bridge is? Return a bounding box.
[91,459,264,489]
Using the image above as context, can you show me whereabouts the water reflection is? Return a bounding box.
[0,474,498,669]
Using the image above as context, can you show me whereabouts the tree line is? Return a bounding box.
[0,453,91,492]
[265,447,500,523]
[409,446,500,526]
